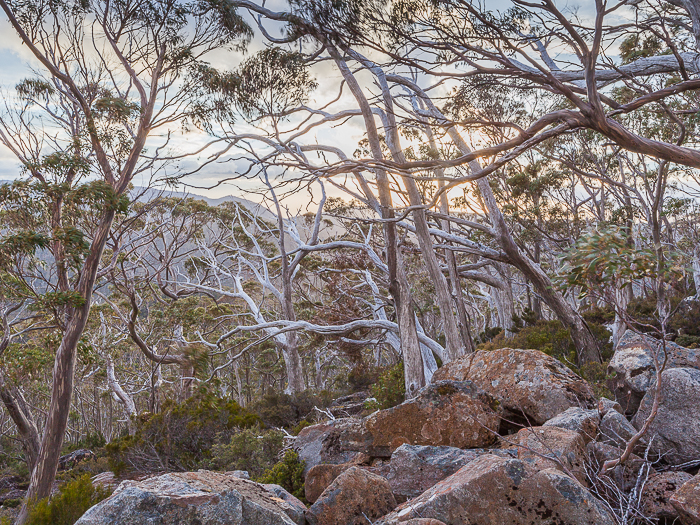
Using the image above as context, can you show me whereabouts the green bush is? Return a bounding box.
[368,362,405,410]
[209,426,284,478]
[106,388,261,475]
[257,450,306,503]
[251,391,334,429]
[26,474,111,525]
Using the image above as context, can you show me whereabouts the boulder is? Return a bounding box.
[262,484,307,524]
[306,467,396,525]
[514,426,587,484]
[376,455,614,525]
[432,348,595,425]
[91,472,119,490]
[404,521,446,525]
[608,331,700,414]
[670,474,700,525]
[543,407,599,443]
[75,471,304,525]
[640,471,693,521]
[632,367,700,465]
[303,453,370,504]
[586,441,648,494]
[364,380,502,457]
[386,444,516,500]
[597,397,623,417]
[294,418,372,475]
[599,410,639,449]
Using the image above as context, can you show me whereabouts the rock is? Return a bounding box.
[543,407,599,443]
[599,410,639,449]
[75,471,303,525]
[227,470,250,479]
[376,455,614,525]
[294,418,372,475]
[598,397,623,417]
[59,449,96,470]
[404,521,447,525]
[386,444,517,500]
[306,466,396,525]
[586,441,648,494]
[640,471,693,520]
[514,426,587,484]
[364,381,502,457]
[329,392,370,418]
[632,367,700,465]
[608,331,700,414]
[432,348,595,425]
[262,484,306,525]
[91,472,118,490]
[670,474,700,525]
[303,453,370,504]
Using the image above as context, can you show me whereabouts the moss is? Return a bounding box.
[26,474,111,525]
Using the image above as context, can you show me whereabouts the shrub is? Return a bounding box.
[251,390,334,429]
[26,474,111,525]
[106,388,261,475]
[368,362,405,410]
[209,426,284,478]
[257,450,305,503]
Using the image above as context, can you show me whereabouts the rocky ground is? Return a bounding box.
[15,335,700,524]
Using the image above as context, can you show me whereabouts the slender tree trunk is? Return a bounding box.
[331,48,425,395]
[0,376,40,471]
[16,210,116,524]
[105,355,136,435]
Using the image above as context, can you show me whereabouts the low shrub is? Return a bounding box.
[368,362,405,410]
[209,426,284,478]
[26,474,111,525]
[251,390,334,429]
[106,387,261,475]
[257,450,305,503]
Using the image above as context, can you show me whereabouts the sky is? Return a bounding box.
[0,0,618,212]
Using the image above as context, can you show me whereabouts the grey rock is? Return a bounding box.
[262,484,306,525]
[376,455,615,525]
[599,410,640,449]
[543,407,600,443]
[75,471,302,525]
[608,331,700,414]
[293,417,372,475]
[586,441,650,494]
[633,367,700,465]
[641,471,693,520]
[386,444,516,500]
[227,470,250,480]
[597,397,623,417]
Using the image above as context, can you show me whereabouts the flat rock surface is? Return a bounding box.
[75,471,302,525]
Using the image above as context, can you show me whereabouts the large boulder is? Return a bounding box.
[376,455,615,525]
[386,444,516,500]
[543,407,599,443]
[303,453,370,504]
[294,418,372,475]
[306,467,396,525]
[608,331,700,414]
[364,380,502,457]
[75,471,304,525]
[632,367,700,465]
[514,426,587,484]
[640,471,693,521]
[670,474,700,525]
[432,348,595,425]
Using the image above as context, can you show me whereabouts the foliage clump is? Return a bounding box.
[367,362,405,410]
[106,388,261,475]
[26,474,111,525]
[257,450,306,503]
[209,426,284,478]
[251,391,334,429]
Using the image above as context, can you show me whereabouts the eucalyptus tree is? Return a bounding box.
[0,0,252,519]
